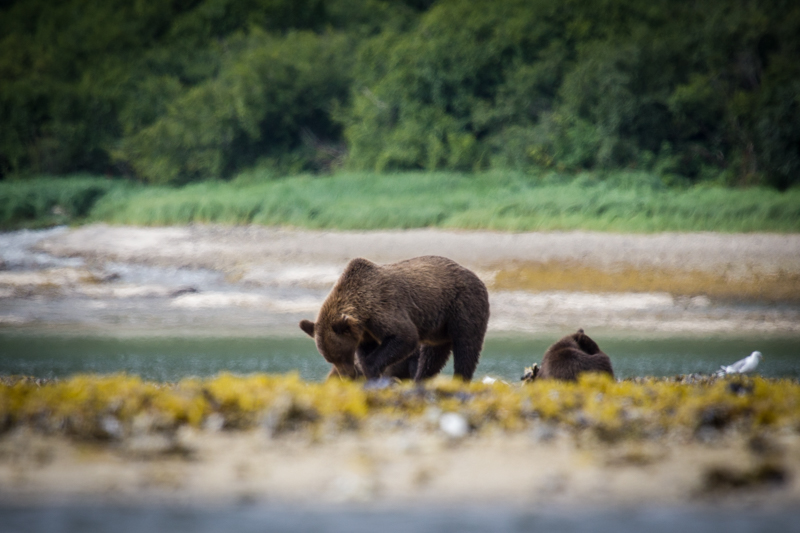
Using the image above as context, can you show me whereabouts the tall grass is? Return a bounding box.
[0,175,126,229]
[2,171,798,232]
[88,171,800,233]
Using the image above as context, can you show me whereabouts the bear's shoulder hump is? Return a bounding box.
[342,257,378,277]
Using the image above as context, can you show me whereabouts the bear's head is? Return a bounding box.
[300,314,363,379]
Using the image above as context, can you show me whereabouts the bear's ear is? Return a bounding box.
[299,320,315,337]
[575,329,600,354]
[331,314,359,335]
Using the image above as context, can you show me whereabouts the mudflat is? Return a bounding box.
[17,224,800,334]
[36,224,800,279]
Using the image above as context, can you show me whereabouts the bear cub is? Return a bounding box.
[300,255,490,382]
[538,329,614,381]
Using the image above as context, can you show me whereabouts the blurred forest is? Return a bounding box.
[1,0,798,188]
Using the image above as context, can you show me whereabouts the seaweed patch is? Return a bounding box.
[1,373,798,444]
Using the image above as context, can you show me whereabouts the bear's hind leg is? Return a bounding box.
[451,342,481,381]
[449,317,488,382]
[448,292,489,382]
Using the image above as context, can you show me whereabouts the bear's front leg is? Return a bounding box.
[357,334,418,380]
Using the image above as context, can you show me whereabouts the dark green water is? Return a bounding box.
[1,332,797,381]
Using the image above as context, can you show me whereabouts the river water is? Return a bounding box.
[1,330,798,382]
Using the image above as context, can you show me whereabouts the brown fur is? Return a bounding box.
[538,329,614,381]
[300,256,490,382]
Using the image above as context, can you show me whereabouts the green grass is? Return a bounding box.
[0,174,129,230]
[3,171,800,232]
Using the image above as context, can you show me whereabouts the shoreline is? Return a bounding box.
[35,224,800,280]
[0,224,796,336]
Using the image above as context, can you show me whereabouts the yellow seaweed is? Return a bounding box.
[0,373,798,442]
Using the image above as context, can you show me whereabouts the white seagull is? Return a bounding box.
[716,351,763,376]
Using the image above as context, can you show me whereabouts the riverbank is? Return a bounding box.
[0,224,796,335]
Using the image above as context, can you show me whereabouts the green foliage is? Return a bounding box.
[0,175,128,229]
[0,0,195,176]
[87,171,800,233]
[2,171,798,232]
[115,30,354,183]
[0,0,397,181]
[1,0,798,187]
[345,0,800,187]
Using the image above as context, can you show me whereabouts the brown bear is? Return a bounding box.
[538,329,614,381]
[299,255,490,382]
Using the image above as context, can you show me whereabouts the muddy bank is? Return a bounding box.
[0,224,797,335]
[35,225,800,278]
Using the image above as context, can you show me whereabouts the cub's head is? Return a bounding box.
[300,314,363,379]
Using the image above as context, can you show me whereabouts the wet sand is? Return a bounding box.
[2,425,799,509]
[0,224,796,334]
[34,224,800,276]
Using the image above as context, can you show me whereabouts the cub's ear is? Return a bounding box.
[299,320,315,337]
[331,314,359,335]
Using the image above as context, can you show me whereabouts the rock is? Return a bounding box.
[439,412,469,439]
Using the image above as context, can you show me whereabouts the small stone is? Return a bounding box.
[100,415,124,440]
[531,423,557,443]
[363,377,394,390]
[170,286,198,297]
[204,412,225,432]
[123,434,176,457]
[424,406,442,425]
[439,412,469,439]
